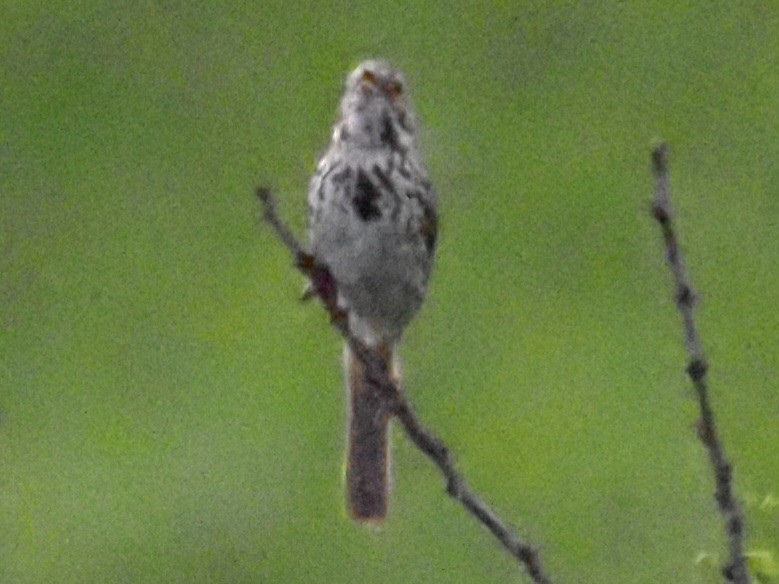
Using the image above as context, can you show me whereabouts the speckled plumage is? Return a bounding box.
[307,60,437,521]
[307,60,437,346]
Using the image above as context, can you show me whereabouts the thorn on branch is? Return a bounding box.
[651,202,671,224]
[676,284,696,308]
[727,516,743,537]
[686,358,708,382]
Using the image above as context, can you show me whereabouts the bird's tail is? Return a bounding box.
[345,343,395,521]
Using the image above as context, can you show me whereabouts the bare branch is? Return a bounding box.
[650,144,750,584]
[256,187,306,260]
[258,187,552,584]
[394,401,550,582]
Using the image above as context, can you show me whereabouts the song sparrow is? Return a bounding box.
[307,60,437,521]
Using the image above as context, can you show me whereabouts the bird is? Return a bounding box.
[307,60,437,521]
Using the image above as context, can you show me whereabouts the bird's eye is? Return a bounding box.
[386,80,403,98]
[361,69,377,85]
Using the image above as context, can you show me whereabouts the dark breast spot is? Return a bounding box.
[380,113,399,149]
[353,169,383,222]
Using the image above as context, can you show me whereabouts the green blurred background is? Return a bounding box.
[1,1,777,582]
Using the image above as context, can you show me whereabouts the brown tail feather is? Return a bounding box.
[345,343,395,521]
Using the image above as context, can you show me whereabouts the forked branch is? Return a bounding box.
[650,144,750,584]
[257,186,551,584]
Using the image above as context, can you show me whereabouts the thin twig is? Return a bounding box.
[393,402,550,583]
[256,187,306,259]
[650,144,750,584]
[257,187,552,584]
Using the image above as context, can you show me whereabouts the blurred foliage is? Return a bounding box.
[1,1,777,583]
